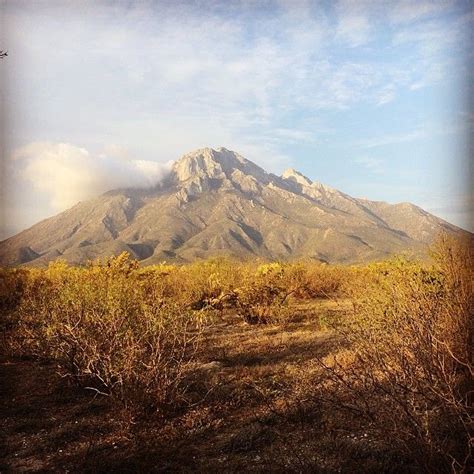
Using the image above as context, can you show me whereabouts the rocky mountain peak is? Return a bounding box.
[171,147,271,186]
[0,147,465,267]
[172,148,226,182]
[282,168,313,187]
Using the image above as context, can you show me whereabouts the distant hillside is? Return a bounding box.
[0,147,467,266]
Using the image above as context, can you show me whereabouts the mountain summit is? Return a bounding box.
[282,168,313,187]
[0,147,465,266]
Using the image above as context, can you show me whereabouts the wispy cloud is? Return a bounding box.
[389,0,452,24]
[393,16,467,55]
[5,0,463,144]
[334,0,377,47]
[354,156,384,174]
[336,14,371,47]
[356,119,469,149]
[357,129,428,148]
[1,0,470,235]
[376,85,397,106]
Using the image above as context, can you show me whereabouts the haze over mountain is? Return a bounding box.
[0,147,466,266]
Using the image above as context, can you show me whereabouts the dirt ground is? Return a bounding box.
[0,299,397,473]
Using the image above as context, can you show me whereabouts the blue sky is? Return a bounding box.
[1,0,472,238]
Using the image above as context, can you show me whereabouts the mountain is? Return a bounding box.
[0,147,467,266]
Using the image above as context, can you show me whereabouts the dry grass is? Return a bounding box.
[0,235,472,472]
[312,235,473,473]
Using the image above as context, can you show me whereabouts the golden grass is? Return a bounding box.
[0,234,472,471]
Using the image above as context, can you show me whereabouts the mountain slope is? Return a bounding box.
[0,147,466,266]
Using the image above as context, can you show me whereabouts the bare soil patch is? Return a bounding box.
[0,300,344,472]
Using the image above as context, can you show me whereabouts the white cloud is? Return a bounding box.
[271,128,317,143]
[354,156,384,174]
[356,120,468,149]
[336,14,371,47]
[392,14,471,56]
[389,0,451,24]
[1,0,469,236]
[11,142,172,210]
[335,0,378,47]
[357,129,428,148]
[4,0,450,141]
[376,86,396,106]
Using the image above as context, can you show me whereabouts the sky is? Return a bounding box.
[0,0,472,239]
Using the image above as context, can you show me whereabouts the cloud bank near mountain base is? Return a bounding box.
[11,142,172,210]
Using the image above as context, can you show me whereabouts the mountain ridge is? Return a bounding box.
[0,147,467,266]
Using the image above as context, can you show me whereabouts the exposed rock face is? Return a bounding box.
[282,168,313,187]
[0,147,468,266]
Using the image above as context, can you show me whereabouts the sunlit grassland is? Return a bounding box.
[1,235,472,472]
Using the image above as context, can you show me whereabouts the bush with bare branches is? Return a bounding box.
[6,254,204,414]
[315,236,473,472]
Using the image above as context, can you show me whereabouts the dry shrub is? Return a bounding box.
[316,235,473,472]
[291,263,347,299]
[231,262,348,324]
[0,268,27,313]
[136,260,349,324]
[234,263,295,324]
[179,258,244,310]
[6,253,204,414]
[137,260,348,321]
[230,262,351,324]
[139,258,243,311]
[0,268,29,349]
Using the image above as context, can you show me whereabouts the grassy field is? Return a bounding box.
[0,235,472,472]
